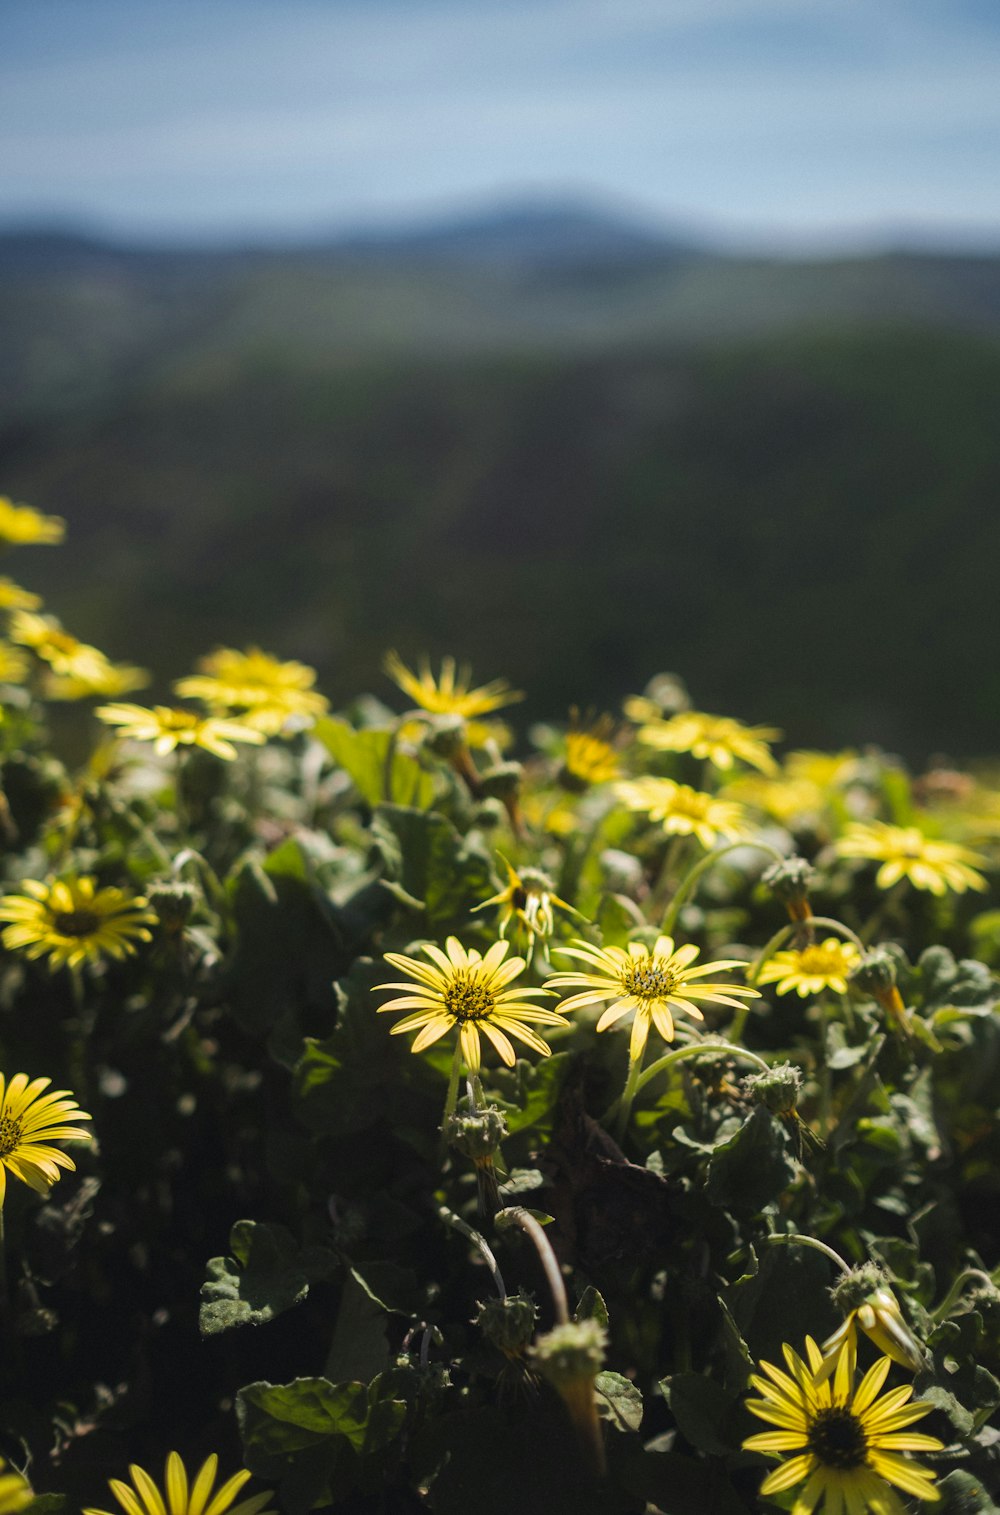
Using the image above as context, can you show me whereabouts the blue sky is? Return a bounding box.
[3,0,1000,248]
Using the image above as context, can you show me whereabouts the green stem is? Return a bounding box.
[660,839,786,936]
[174,749,188,837]
[438,1205,506,1298]
[635,1039,773,1095]
[860,879,910,945]
[0,1205,8,1328]
[764,1231,851,1275]
[747,924,796,985]
[807,917,866,952]
[929,1268,998,1323]
[439,1041,464,1157]
[818,999,832,1137]
[496,1206,568,1324]
[610,1042,646,1143]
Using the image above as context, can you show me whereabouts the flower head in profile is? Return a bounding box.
[835,821,988,896]
[0,577,42,611]
[0,876,156,971]
[0,497,65,547]
[0,1457,31,1515]
[824,1266,926,1375]
[176,645,328,733]
[638,710,781,774]
[44,658,150,701]
[0,641,29,684]
[545,936,759,1061]
[743,1335,942,1513]
[385,651,522,721]
[96,703,266,760]
[472,856,580,941]
[8,609,110,680]
[758,938,862,998]
[0,1072,92,1206]
[83,1452,275,1515]
[616,777,750,849]
[375,936,565,1071]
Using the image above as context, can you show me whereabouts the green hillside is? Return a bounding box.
[2,241,1000,758]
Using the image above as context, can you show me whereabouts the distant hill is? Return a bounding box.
[2,213,1000,758]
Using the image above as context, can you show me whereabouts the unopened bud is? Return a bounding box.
[763,858,816,922]
[743,1062,803,1117]
[475,1291,538,1358]
[147,880,197,932]
[445,1104,509,1164]
[479,762,523,803]
[530,1317,607,1389]
[424,714,468,759]
[848,948,897,999]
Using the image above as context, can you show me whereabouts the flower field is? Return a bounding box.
[1,498,999,1513]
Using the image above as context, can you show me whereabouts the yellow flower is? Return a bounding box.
[0,1071,92,1207]
[743,1335,943,1513]
[375,936,565,1071]
[824,1270,926,1374]
[96,704,266,760]
[0,497,65,547]
[83,1452,275,1515]
[44,659,150,701]
[0,640,29,683]
[7,609,110,681]
[545,936,759,1061]
[175,645,328,733]
[836,822,988,896]
[0,876,156,971]
[559,716,622,790]
[472,856,580,940]
[786,750,861,790]
[0,577,42,611]
[758,938,862,998]
[616,777,750,848]
[0,1457,31,1515]
[638,710,781,774]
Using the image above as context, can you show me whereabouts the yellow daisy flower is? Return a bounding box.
[7,609,110,681]
[83,1452,275,1515]
[0,876,156,971]
[824,1269,926,1374]
[559,716,622,790]
[545,936,759,1061]
[835,821,988,896]
[385,651,521,721]
[0,577,42,611]
[0,641,29,683]
[616,777,750,849]
[758,938,862,998]
[175,645,328,733]
[743,1335,943,1513]
[43,659,150,701]
[472,856,580,940]
[96,704,266,760]
[0,497,65,547]
[638,710,781,774]
[0,1457,31,1515]
[375,936,566,1071]
[0,1072,92,1206]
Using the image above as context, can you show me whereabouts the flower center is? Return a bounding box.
[807,1406,868,1470]
[622,956,679,1001]
[444,971,496,1023]
[668,790,709,819]
[798,946,844,975]
[53,910,102,937]
[0,1109,24,1159]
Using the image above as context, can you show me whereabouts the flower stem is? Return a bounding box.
[439,1041,464,1157]
[929,1268,998,1323]
[635,1039,772,1095]
[496,1206,568,1325]
[438,1205,506,1298]
[610,1042,647,1143]
[660,839,786,936]
[0,1205,8,1328]
[764,1231,851,1275]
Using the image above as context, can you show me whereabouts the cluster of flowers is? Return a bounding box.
[1,494,998,1510]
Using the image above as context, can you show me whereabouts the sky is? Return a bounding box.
[3,0,1000,249]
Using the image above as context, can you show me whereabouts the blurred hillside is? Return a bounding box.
[1,206,999,758]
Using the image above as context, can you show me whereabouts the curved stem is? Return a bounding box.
[636,1039,773,1094]
[764,1231,851,1276]
[747,923,796,986]
[807,917,866,952]
[439,1041,464,1158]
[438,1205,506,1299]
[930,1268,998,1323]
[610,1043,646,1143]
[496,1207,568,1325]
[660,839,786,936]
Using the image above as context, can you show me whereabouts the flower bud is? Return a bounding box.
[475,1291,538,1358]
[445,1104,509,1164]
[147,880,198,933]
[530,1317,607,1389]
[763,857,816,922]
[743,1062,803,1117]
[479,762,523,803]
[424,714,468,758]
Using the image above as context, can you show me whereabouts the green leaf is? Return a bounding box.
[371,804,494,928]
[660,1373,740,1456]
[575,1285,610,1329]
[594,1372,643,1432]
[706,1107,797,1211]
[314,717,436,809]
[619,1443,751,1515]
[935,1470,1000,1513]
[199,1221,317,1336]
